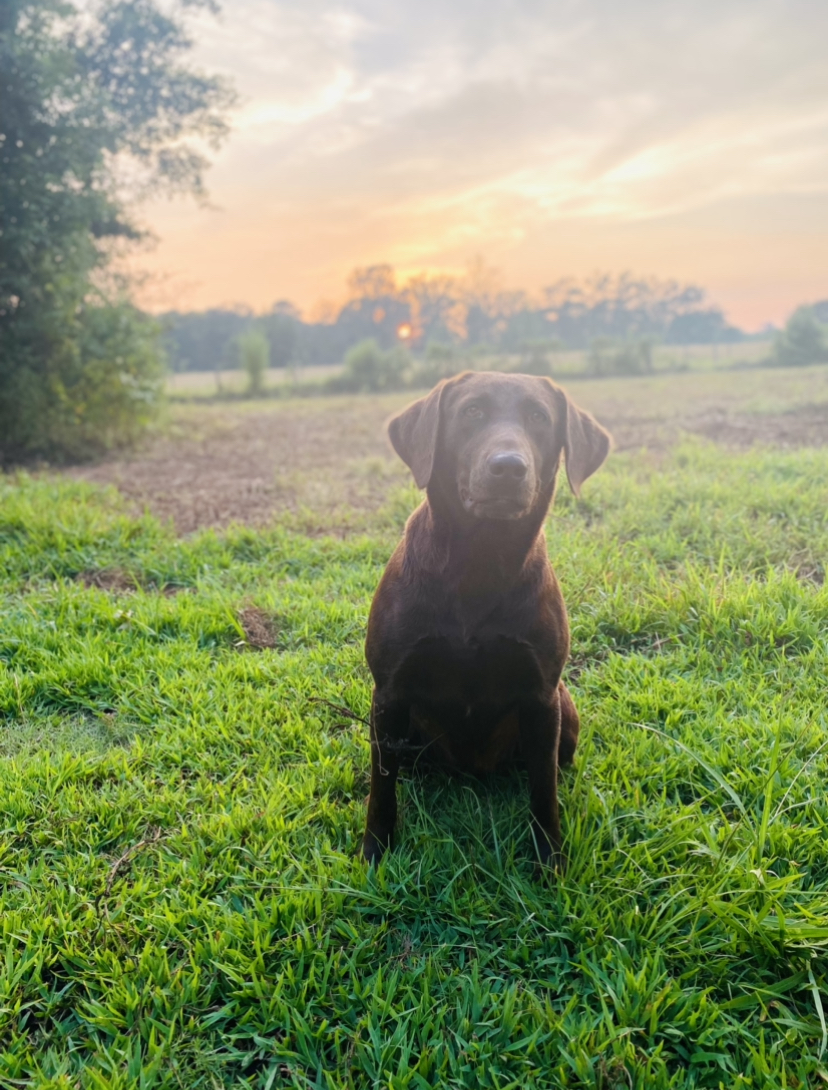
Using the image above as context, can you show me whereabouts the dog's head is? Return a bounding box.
[389,371,611,520]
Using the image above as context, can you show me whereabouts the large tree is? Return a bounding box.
[0,0,232,461]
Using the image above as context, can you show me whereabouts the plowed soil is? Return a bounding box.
[62,366,828,534]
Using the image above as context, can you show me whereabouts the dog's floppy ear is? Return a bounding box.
[387,381,450,488]
[548,382,612,497]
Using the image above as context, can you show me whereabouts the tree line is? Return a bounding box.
[162,264,753,373]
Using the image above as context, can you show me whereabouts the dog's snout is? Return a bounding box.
[488,452,529,480]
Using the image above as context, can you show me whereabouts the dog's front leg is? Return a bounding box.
[519,693,563,871]
[557,681,580,768]
[361,693,406,864]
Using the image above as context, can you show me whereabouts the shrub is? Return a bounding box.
[409,342,469,387]
[0,300,164,464]
[772,308,828,367]
[332,338,408,393]
[499,338,567,377]
[520,339,556,377]
[238,329,270,396]
[588,336,654,377]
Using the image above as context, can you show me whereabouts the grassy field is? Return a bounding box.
[2,380,828,1087]
[165,342,773,400]
[167,365,344,399]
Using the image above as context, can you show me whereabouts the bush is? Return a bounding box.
[772,308,828,367]
[0,301,164,463]
[331,338,408,393]
[408,342,469,387]
[499,338,567,377]
[588,336,654,377]
[519,340,556,377]
[238,329,270,396]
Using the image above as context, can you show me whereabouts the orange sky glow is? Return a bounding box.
[133,0,828,331]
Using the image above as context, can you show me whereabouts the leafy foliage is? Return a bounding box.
[0,0,232,462]
[1,443,828,1085]
[408,342,471,387]
[161,307,252,373]
[331,338,409,393]
[238,329,270,397]
[587,336,655,377]
[162,267,751,374]
[772,307,828,368]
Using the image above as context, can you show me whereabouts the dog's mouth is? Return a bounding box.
[460,489,533,520]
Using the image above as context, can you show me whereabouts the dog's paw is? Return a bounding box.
[360,832,389,866]
[534,852,566,880]
[532,832,565,877]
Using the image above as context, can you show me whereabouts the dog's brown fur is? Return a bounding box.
[362,372,611,868]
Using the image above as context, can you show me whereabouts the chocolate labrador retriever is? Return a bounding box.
[362,371,611,869]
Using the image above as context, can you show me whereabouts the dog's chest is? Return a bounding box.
[389,633,544,773]
[395,631,541,701]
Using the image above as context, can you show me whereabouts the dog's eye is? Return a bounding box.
[464,404,484,420]
[529,408,548,424]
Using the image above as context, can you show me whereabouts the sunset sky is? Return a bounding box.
[134,0,828,329]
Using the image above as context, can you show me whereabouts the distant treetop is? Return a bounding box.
[161,263,750,372]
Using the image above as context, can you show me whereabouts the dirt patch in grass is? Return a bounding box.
[688,403,828,451]
[237,606,279,650]
[604,403,828,453]
[75,569,191,596]
[59,368,828,533]
[76,568,139,594]
[793,557,826,586]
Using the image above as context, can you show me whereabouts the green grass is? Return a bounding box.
[1,441,828,1088]
[164,342,774,401]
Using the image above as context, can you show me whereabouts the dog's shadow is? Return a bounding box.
[394,760,576,869]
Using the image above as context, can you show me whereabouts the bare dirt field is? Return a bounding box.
[63,365,828,534]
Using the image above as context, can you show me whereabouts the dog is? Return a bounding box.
[361,371,611,869]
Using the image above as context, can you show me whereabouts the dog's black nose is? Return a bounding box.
[488,452,528,480]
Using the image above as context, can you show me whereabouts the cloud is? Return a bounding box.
[136,0,828,325]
